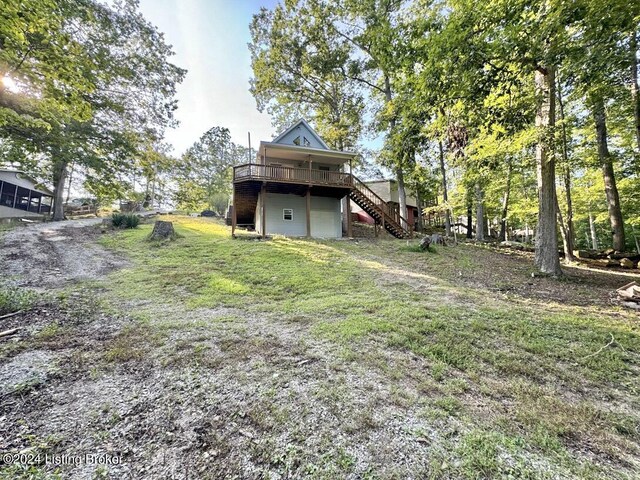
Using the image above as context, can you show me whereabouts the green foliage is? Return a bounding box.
[0,286,37,315]
[0,0,186,218]
[111,213,139,229]
[173,126,253,212]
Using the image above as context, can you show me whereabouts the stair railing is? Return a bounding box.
[351,176,411,234]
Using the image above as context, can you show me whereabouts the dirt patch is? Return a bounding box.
[0,218,126,290]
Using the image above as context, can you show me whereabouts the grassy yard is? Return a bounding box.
[2,215,639,479]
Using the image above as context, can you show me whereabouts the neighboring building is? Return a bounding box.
[231,119,411,239]
[0,169,54,219]
[351,179,421,231]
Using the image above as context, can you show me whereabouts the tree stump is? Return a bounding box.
[149,220,176,241]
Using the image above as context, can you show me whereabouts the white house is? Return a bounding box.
[0,169,54,219]
[231,119,411,239]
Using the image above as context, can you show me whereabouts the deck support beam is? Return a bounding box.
[306,187,311,238]
[231,186,237,237]
[261,182,267,239]
[346,195,352,238]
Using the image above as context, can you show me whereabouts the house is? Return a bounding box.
[231,119,411,239]
[0,169,54,219]
[351,179,421,231]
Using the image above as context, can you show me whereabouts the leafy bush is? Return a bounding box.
[0,286,37,315]
[123,214,140,229]
[111,212,125,227]
[111,213,139,229]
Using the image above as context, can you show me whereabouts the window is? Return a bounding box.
[0,181,17,208]
[318,166,330,171]
[293,136,311,146]
[283,208,293,221]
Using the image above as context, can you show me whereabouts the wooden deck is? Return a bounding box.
[233,164,352,187]
[232,163,412,239]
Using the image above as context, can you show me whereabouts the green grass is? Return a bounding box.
[0,285,37,315]
[95,216,640,479]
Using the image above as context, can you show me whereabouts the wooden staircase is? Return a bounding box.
[349,176,411,239]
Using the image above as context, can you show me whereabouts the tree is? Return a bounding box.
[174,127,253,214]
[0,0,185,220]
[249,1,363,150]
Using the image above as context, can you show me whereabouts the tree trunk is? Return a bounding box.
[556,79,575,261]
[589,209,599,250]
[631,225,640,254]
[631,32,640,153]
[52,160,68,221]
[499,161,512,241]
[534,66,562,275]
[396,167,408,229]
[384,74,407,230]
[65,163,74,204]
[466,194,473,239]
[556,197,574,262]
[438,140,451,236]
[415,193,424,233]
[475,183,485,241]
[592,95,625,251]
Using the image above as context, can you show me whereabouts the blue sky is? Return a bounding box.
[138,0,278,155]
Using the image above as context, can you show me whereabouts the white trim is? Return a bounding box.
[259,141,357,159]
[283,208,293,221]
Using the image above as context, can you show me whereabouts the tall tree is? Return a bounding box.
[0,0,185,220]
[249,2,363,150]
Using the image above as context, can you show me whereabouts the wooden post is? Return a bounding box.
[346,195,352,238]
[261,182,267,239]
[306,187,311,238]
[231,187,237,237]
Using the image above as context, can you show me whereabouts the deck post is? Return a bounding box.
[306,187,311,238]
[346,195,352,238]
[231,186,237,237]
[261,182,267,239]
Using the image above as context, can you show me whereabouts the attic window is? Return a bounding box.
[293,136,311,146]
[283,208,293,221]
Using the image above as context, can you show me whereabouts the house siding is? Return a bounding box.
[275,124,326,149]
[310,196,342,238]
[256,192,342,238]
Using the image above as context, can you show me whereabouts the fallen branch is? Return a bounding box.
[582,333,615,360]
[0,327,21,338]
[0,311,22,320]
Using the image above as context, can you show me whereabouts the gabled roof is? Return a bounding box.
[272,119,330,150]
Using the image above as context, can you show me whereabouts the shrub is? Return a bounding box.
[111,212,125,228]
[111,213,139,229]
[123,214,140,229]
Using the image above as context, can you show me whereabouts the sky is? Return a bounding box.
[138,0,278,156]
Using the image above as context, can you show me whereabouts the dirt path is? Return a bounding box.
[1,218,125,290]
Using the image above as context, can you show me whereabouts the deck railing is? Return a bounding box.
[233,163,352,187]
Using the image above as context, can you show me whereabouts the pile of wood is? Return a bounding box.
[575,249,640,269]
[617,282,640,311]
